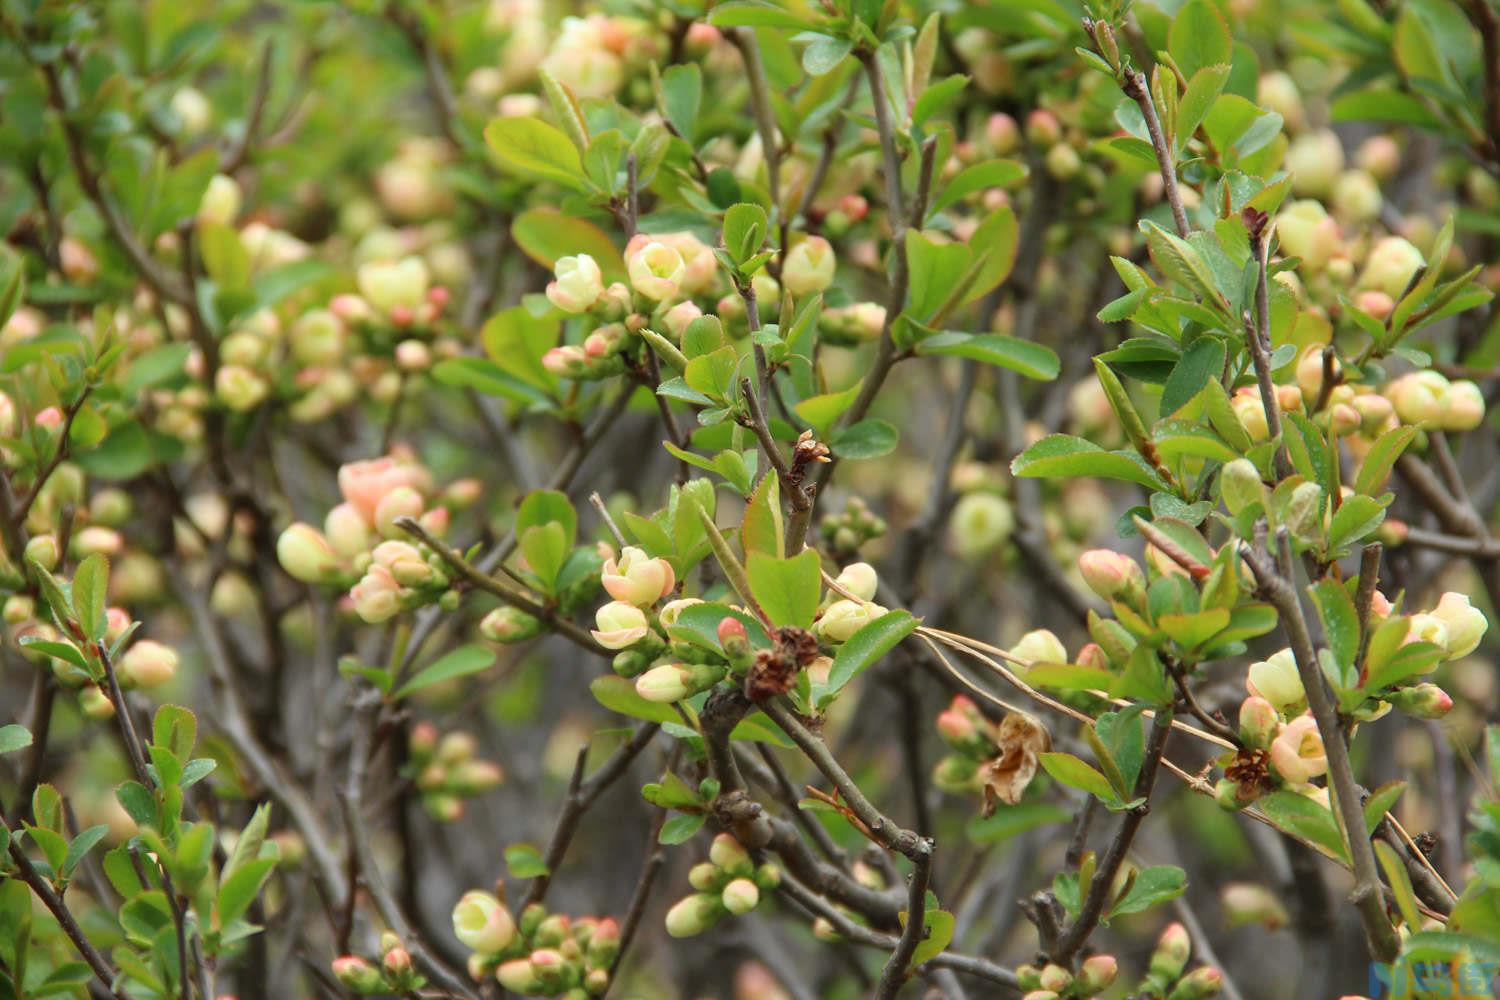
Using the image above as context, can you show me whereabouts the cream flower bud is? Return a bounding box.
[374,486,424,538]
[1440,379,1485,432]
[480,606,543,643]
[452,891,516,955]
[1332,170,1381,225]
[357,256,430,316]
[782,237,836,297]
[545,254,605,314]
[601,546,675,605]
[1387,371,1450,428]
[663,300,703,338]
[119,639,178,688]
[658,597,703,628]
[710,833,751,871]
[1430,591,1487,659]
[324,503,373,560]
[1222,882,1290,929]
[215,365,269,412]
[1231,388,1270,442]
[627,241,685,301]
[290,309,344,366]
[948,493,1015,556]
[1276,201,1342,272]
[816,599,886,642]
[636,663,692,703]
[834,562,878,601]
[495,958,541,993]
[277,524,342,583]
[1238,696,1281,749]
[198,174,242,226]
[350,565,402,623]
[1286,130,1345,197]
[1009,628,1066,666]
[592,601,650,649]
[1269,714,1326,784]
[1247,648,1304,712]
[665,893,722,937]
[720,878,760,915]
[1360,236,1424,299]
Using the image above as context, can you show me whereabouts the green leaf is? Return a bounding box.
[1176,64,1232,154]
[511,208,625,283]
[216,857,276,926]
[484,117,587,190]
[1160,338,1225,415]
[746,549,822,629]
[1038,752,1116,801]
[61,825,109,878]
[801,35,852,76]
[914,331,1059,380]
[659,63,702,140]
[1257,790,1347,861]
[432,357,550,406]
[831,419,898,460]
[1169,0,1233,79]
[0,724,32,754]
[816,610,918,704]
[72,554,109,643]
[1353,426,1416,495]
[1109,864,1187,918]
[198,221,251,291]
[1011,435,1169,492]
[1308,579,1359,679]
[722,203,768,267]
[517,490,578,549]
[519,521,568,591]
[120,344,193,396]
[741,473,784,558]
[504,843,550,878]
[904,231,970,321]
[909,908,955,967]
[394,644,497,699]
[966,801,1071,843]
[793,379,862,432]
[708,0,814,29]
[930,160,1027,217]
[659,812,707,845]
[1363,780,1406,834]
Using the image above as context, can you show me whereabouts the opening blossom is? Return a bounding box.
[601,546,675,605]
[626,239,685,301]
[546,254,605,313]
[1268,714,1327,785]
[592,601,650,649]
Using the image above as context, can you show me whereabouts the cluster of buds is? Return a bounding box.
[948,491,1016,558]
[275,453,477,623]
[452,888,619,997]
[817,495,888,557]
[331,932,424,994]
[539,13,662,100]
[1016,954,1119,999]
[664,834,781,937]
[814,562,887,643]
[1133,923,1222,1000]
[407,724,505,822]
[932,695,1001,795]
[817,301,885,346]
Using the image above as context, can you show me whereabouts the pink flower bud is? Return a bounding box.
[663,300,703,338]
[1038,964,1072,992]
[1079,954,1118,992]
[381,946,412,977]
[1149,922,1192,982]
[480,606,542,644]
[1390,682,1453,719]
[1238,696,1281,750]
[1172,966,1224,1000]
[1386,371,1450,428]
[79,684,116,719]
[373,485,424,538]
[350,565,402,623]
[717,615,748,648]
[782,237,836,297]
[119,640,178,689]
[276,522,343,585]
[331,956,383,993]
[720,877,760,915]
[1360,236,1424,299]
[665,893,723,937]
[1009,628,1067,666]
[215,365,269,412]
[1221,882,1290,929]
[1078,549,1143,602]
[1024,109,1061,147]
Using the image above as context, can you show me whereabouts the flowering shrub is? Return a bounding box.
[3,0,1500,998]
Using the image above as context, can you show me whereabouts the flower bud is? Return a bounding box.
[688,862,720,891]
[1024,109,1061,147]
[932,754,980,794]
[586,917,620,968]
[947,492,1015,557]
[1257,72,1305,131]
[1247,648,1303,712]
[592,601,650,649]
[717,615,749,650]
[357,256,430,317]
[635,663,693,703]
[1430,591,1487,658]
[215,365,269,412]
[1078,954,1118,993]
[544,253,604,314]
[1044,142,1082,180]
[1220,458,1265,516]
[350,565,402,623]
[815,599,886,642]
[1276,201,1342,272]
[663,300,703,339]
[936,695,987,751]
[665,893,723,937]
[381,946,412,978]
[1269,714,1327,784]
[834,562,878,601]
[753,862,781,890]
[119,640,178,689]
[1286,130,1345,197]
[198,173,242,227]
[1168,967,1224,1000]
[1360,236,1424,299]
[1295,345,1337,401]
[480,606,543,644]
[1387,371,1450,428]
[1238,696,1281,750]
[1149,922,1192,983]
[1038,964,1072,992]
[1331,170,1381,225]
[1009,628,1066,666]
[1231,388,1270,442]
[602,546,675,606]
[495,958,541,993]
[782,237,836,297]
[721,877,760,915]
[1440,379,1485,432]
[1221,882,1290,929]
[331,956,383,993]
[1077,550,1144,603]
[373,486,424,538]
[79,685,116,719]
[710,833,750,872]
[626,241,685,301]
[1388,682,1453,719]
